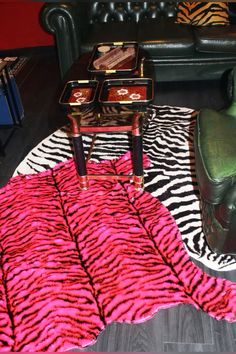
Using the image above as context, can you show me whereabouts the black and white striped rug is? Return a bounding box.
[14,105,236,271]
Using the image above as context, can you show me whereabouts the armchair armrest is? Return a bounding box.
[40,3,81,78]
[225,66,236,116]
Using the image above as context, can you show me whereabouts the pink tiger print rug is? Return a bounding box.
[0,153,235,352]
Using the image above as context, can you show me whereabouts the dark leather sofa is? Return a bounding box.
[40,1,236,81]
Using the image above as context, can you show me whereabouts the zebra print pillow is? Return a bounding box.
[176,2,229,26]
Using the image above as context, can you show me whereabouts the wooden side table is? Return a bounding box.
[59,44,153,190]
[67,110,144,190]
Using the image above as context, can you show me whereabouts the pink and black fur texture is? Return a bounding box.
[0,153,235,351]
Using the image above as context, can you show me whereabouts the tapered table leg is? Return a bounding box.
[68,113,88,190]
[132,112,144,190]
[72,134,88,190]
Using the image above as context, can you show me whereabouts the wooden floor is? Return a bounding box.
[0,51,235,352]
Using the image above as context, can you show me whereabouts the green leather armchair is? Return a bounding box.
[194,67,236,255]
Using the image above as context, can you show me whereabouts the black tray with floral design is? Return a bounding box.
[59,80,99,108]
[99,78,154,107]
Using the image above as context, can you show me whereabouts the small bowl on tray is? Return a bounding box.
[98,78,154,109]
[87,41,139,76]
[59,80,99,109]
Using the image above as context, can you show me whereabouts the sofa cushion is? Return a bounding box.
[194,25,236,53]
[176,2,230,26]
[137,18,195,57]
[81,22,138,53]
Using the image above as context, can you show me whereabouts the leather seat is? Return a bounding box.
[138,18,195,57]
[194,67,236,255]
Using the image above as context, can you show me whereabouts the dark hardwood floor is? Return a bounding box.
[0,50,235,352]
[0,53,67,186]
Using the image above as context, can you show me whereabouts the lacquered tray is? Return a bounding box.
[87,42,139,76]
[59,80,99,108]
[99,78,154,107]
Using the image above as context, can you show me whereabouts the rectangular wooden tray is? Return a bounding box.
[87,42,139,76]
[99,78,154,107]
[59,80,99,108]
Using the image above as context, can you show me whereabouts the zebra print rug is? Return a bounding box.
[14,105,236,271]
[1,152,236,351]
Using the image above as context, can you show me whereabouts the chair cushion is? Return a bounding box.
[176,2,230,26]
[194,108,236,204]
[137,18,195,56]
[81,22,138,53]
[194,25,236,53]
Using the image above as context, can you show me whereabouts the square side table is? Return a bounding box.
[67,110,144,190]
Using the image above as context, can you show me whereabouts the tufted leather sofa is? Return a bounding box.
[40,1,236,81]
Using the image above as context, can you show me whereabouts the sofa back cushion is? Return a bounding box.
[176,2,230,26]
[87,1,177,23]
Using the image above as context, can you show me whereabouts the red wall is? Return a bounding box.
[0,1,54,50]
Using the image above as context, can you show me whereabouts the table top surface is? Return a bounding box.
[64,47,147,83]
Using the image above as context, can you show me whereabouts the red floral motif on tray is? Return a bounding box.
[107,85,147,102]
[69,88,93,103]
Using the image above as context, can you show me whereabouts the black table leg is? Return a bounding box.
[73,134,88,190]
[132,113,144,190]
